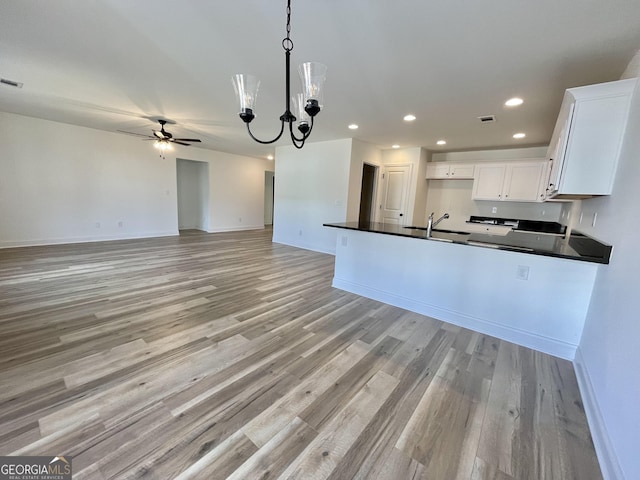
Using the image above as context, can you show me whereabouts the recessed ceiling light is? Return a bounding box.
[513,132,526,139]
[505,97,524,107]
[392,144,400,149]
[267,155,274,160]
[348,124,359,130]
[403,114,416,122]
[436,140,447,145]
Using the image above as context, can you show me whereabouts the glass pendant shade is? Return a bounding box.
[232,74,260,113]
[298,62,327,107]
[292,93,310,129]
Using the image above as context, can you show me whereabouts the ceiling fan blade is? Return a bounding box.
[172,138,201,143]
[117,130,155,139]
[172,141,191,146]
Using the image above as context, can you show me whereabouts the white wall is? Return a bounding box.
[431,146,547,162]
[413,148,429,226]
[621,49,640,79]
[572,78,640,480]
[177,159,209,230]
[273,138,353,254]
[0,112,178,247]
[0,111,272,247]
[178,148,269,233]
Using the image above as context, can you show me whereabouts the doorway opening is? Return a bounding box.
[264,171,275,226]
[359,163,378,224]
[176,159,209,232]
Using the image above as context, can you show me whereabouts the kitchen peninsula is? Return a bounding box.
[324,221,610,359]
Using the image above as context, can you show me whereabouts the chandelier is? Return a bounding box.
[232,0,327,149]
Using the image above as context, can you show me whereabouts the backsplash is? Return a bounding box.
[424,179,564,230]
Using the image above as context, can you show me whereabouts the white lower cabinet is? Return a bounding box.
[472,160,548,202]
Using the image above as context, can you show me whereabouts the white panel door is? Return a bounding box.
[380,164,411,225]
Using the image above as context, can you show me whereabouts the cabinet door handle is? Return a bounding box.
[505,194,508,198]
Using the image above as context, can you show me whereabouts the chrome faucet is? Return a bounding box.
[426,212,449,237]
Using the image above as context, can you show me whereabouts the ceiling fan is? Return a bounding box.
[118,119,202,148]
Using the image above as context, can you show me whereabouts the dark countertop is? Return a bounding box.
[323,222,611,264]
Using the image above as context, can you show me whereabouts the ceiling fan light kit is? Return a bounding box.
[232,0,327,149]
[118,119,202,157]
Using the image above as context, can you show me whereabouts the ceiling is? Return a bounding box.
[1,1,639,159]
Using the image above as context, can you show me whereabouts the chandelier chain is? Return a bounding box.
[283,0,293,52]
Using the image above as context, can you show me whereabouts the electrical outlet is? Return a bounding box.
[118,221,123,228]
[238,217,242,223]
[492,207,498,214]
[341,236,348,247]
[95,222,100,228]
[298,229,303,236]
[516,265,530,281]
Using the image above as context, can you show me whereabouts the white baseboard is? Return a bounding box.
[0,230,179,249]
[272,237,336,256]
[207,225,264,233]
[332,277,577,360]
[573,347,625,480]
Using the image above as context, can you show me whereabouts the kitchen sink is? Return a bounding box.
[403,226,471,235]
[432,228,471,235]
[429,230,471,242]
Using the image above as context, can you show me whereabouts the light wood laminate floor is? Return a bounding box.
[0,229,602,479]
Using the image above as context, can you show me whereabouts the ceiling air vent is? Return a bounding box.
[478,114,496,123]
[0,78,23,88]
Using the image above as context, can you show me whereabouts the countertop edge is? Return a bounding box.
[323,223,610,264]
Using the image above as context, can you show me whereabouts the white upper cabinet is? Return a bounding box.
[504,162,548,202]
[472,160,547,202]
[471,164,506,200]
[545,78,637,199]
[426,163,475,179]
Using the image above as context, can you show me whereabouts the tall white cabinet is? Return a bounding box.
[545,78,637,198]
